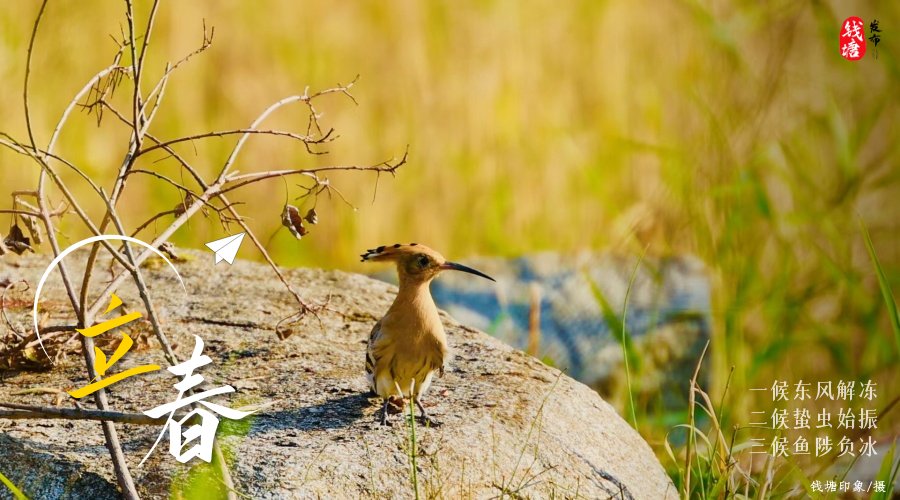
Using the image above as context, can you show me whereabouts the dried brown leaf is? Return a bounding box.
[304,208,318,225]
[281,205,308,239]
[173,194,194,217]
[158,242,179,260]
[3,225,34,255]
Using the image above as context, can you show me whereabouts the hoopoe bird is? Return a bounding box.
[361,243,495,425]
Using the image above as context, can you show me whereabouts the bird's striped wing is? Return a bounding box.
[365,319,383,391]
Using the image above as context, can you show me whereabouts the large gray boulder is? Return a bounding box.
[0,251,675,499]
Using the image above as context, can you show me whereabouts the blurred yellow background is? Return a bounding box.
[2,0,899,491]
[2,1,892,269]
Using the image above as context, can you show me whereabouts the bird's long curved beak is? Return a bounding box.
[440,262,496,282]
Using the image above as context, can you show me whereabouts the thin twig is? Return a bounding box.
[1,281,29,340]
[216,77,360,180]
[135,0,161,114]
[2,135,141,284]
[0,209,42,218]
[129,209,179,237]
[124,0,142,144]
[142,20,214,106]
[217,149,407,196]
[0,402,169,425]
[99,189,179,366]
[48,64,129,154]
[23,0,48,151]
[124,168,202,197]
[137,128,333,158]
[98,102,377,325]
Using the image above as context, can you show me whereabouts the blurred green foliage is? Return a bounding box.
[1,0,899,495]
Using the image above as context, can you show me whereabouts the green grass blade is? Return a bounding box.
[407,389,420,500]
[860,218,900,358]
[0,470,28,500]
[872,441,898,500]
[585,275,641,372]
[619,247,649,429]
[586,274,639,428]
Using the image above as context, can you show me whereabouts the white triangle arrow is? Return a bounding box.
[204,232,245,265]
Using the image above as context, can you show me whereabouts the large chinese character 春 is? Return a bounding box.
[140,335,252,465]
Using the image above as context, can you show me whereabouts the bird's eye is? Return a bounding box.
[418,255,430,267]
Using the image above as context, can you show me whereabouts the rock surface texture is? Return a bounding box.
[0,251,676,499]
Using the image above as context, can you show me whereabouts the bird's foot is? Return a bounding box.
[415,415,441,427]
[415,399,441,427]
[379,399,394,426]
[378,396,406,425]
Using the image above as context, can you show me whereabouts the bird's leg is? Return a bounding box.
[415,398,440,427]
[380,398,392,426]
[415,399,428,419]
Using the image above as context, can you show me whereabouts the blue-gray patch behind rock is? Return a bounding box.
[374,251,711,405]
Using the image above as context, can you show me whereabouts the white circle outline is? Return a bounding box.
[32,235,186,363]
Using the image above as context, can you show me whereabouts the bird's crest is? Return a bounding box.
[360,242,442,262]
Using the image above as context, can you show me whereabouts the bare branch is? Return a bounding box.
[0,402,167,425]
[216,77,359,179]
[125,0,142,144]
[48,64,129,154]
[0,135,139,276]
[95,102,404,333]
[110,126,322,336]
[98,189,180,366]
[129,209,179,238]
[0,208,42,218]
[1,280,29,340]
[143,20,214,105]
[136,128,334,158]
[125,168,199,196]
[219,148,408,195]
[136,0,161,97]
[99,102,207,188]
[23,0,49,151]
